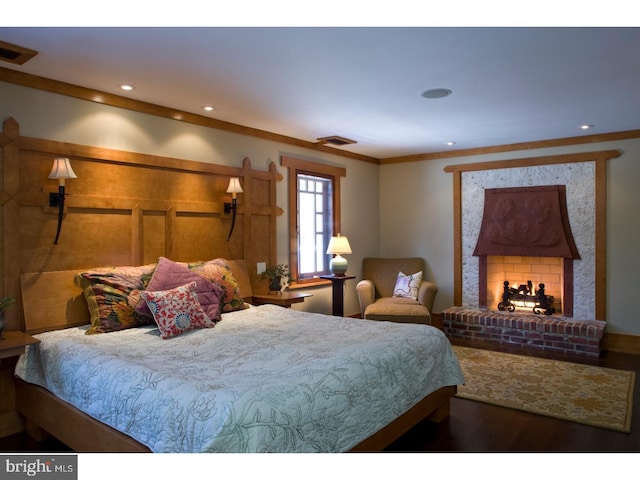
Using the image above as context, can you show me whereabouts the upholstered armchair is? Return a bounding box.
[356,257,437,325]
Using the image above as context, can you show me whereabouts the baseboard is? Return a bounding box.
[604,332,640,355]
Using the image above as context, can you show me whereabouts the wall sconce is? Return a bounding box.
[48,157,77,245]
[326,233,352,276]
[223,177,243,241]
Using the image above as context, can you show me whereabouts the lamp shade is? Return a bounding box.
[48,158,77,245]
[48,158,77,180]
[326,234,352,255]
[226,177,243,195]
[327,234,351,276]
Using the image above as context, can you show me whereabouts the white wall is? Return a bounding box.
[379,141,640,336]
[0,81,379,317]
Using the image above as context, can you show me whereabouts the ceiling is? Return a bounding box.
[1,27,640,159]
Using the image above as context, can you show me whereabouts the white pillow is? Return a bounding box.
[393,271,422,299]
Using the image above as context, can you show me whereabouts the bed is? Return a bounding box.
[14,259,463,453]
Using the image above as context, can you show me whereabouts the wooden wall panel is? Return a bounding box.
[171,213,229,262]
[251,176,270,206]
[142,211,166,264]
[20,206,135,271]
[249,214,273,294]
[0,116,282,332]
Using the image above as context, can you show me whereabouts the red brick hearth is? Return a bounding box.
[442,306,606,357]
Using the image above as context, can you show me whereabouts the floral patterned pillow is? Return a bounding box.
[141,282,216,339]
[392,270,422,300]
[74,263,157,335]
[182,258,248,313]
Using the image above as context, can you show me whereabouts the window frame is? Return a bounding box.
[281,155,346,287]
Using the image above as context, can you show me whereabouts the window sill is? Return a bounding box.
[288,278,331,290]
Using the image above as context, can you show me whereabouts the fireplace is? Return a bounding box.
[441,153,621,357]
[473,185,580,317]
[443,184,606,357]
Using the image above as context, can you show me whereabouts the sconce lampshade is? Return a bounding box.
[224,177,243,241]
[48,158,77,245]
[326,234,352,276]
[48,158,77,185]
[226,177,243,197]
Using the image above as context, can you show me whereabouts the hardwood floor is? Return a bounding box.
[0,431,70,453]
[1,338,638,453]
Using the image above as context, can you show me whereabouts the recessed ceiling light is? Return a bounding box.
[202,105,216,112]
[579,124,594,130]
[446,141,456,146]
[118,83,135,91]
[420,88,452,99]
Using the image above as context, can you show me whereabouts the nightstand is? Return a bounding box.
[0,331,40,361]
[251,292,312,308]
[0,331,40,439]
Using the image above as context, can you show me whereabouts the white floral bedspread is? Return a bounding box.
[15,305,464,452]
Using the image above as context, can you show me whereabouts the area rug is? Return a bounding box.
[452,345,635,433]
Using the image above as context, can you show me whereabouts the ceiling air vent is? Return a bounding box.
[316,135,357,146]
[0,40,38,65]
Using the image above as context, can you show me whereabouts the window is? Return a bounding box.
[281,156,346,285]
[298,173,332,278]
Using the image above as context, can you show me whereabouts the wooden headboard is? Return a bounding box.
[19,259,254,335]
[20,270,89,335]
[1,116,280,331]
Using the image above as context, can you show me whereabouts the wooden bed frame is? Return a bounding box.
[16,266,456,453]
[16,378,454,452]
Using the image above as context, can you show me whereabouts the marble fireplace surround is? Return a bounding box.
[442,150,620,356]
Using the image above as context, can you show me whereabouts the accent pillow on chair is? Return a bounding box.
[392,271,422,299]
[356,258,437,325]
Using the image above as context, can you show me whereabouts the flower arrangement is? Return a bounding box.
[259,264,294,293]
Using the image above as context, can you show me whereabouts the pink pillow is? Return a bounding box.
[136,257,223,322]
[141,282,216,339]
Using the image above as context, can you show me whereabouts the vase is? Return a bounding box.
[269,277,282,293]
